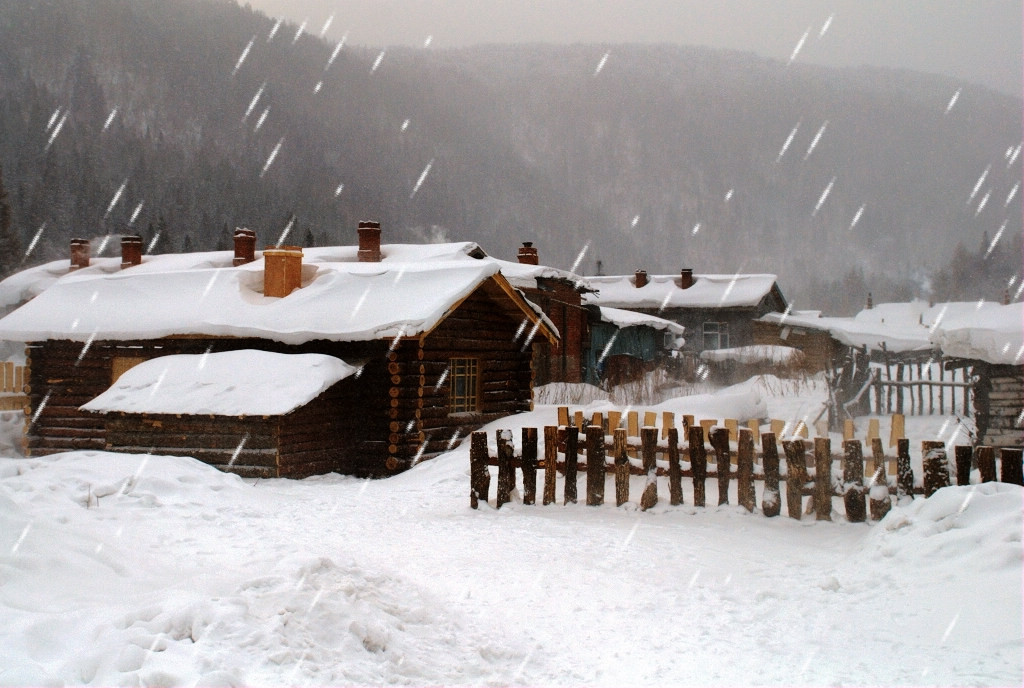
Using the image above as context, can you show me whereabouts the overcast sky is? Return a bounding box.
[240,0,1022,98]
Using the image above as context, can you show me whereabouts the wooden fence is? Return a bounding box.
[0,362,27,412]
[871,360,972,417]
[470,422,1024,523]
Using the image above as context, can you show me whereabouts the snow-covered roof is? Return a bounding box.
[489,258,591,292]
[930,301,1024,365]
[81,350,356,416]
[583,273,780,310]
[597,306,686,335]
[700,345,804,366]
[0,244,555,345]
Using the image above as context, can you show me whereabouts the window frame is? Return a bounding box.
[701,321,730,350]
[449,357,480,414]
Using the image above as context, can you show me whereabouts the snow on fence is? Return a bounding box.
[0,362,27,412]
[469,415,1024,522]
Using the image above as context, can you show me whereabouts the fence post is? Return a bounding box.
[842,440,866,523]
[689,425,707,508]
[668,427,682,506]
[586,425,605,506]
[922,441,949,497]
[522,427,538,505]
[813,437,832,521]
[1000,448,1024,486]
[954,445,973,486]
[470,431,490,509]
[496,430,515,508]
[543,426,557,505]
[761,432,780,517]
[737,428,755,512]
[564,425,579,504]
[640,427,658,510]
[783,440,805,520]
[897,438,914,500]
[869,438,891,521]
[711,427,731,506]
[614,428,629,506]
[977,446,997,483]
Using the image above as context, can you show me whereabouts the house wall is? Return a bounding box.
[751,320,840,372]
[519,278,586,384]
[974,364,1024,448]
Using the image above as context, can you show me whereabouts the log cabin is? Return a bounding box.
[0,224,557,477]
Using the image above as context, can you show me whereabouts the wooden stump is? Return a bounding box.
[711,427,731,506]
[954,445,973,486]
[842,440,866,523]
[496,429,515,508]
[977,446,997,483]
[922,440,950,497]
[543,426,557,505]
[586,425,605,506]
[813,437,832,521]
[869,438,891,521]
[667,427,682,506]
[737,428,755,512]
[470,431,489,509]
[1000,448,1024,486]
[614,428,629,506]
[783,440,805,520]
[761,432,780,517]
[896,438,914,500]
[640,427,658,510]
[564,425,579,504]
[689,425,707,508]
[521,427,538,505]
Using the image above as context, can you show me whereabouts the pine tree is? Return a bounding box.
[0,164,21,277]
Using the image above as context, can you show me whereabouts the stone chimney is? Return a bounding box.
[233,228,256,266]
[1003,288,1011,306]
[263,246,303,297]
[70,238,90,270]
[680,268,694,289]
[866,292,873,310]
[357,221,381,262]
[120,235,142,269]
[517,241,539,265]
[635,270,648,288]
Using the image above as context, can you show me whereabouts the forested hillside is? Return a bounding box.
[0,0,1019,312]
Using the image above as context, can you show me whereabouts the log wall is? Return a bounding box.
[975,364,1024,448]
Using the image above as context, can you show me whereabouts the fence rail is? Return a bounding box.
[872,361,972,417]
[0,362,27,412]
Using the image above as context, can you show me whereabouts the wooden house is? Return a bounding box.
[0,225,557,477]
[584,306,685,386]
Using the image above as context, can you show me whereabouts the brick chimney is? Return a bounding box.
[233,228,256,266]
[120,235,142,269]
[69,238,90,270]
[866,292,873,309]
[517,241,539,265]
[635,270,648,288]
[680,268,694,289]
[263,246,303,297]
[357,221,381,262]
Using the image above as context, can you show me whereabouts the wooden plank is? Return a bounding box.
[889,413,905,448]
[761,432,780,517]
[813,437,832,521]
[689,425,707,508]
[843,419,855,442]
[607,411,622,432]
[543,426,557,505]
[586,425,605,506]
[640,427,658,510]
[643,411,656,430]
[662,411,674,440]
[614,429,629,506]
[842,440,866,523]
[557,406,569,427]
[747,420,760,448]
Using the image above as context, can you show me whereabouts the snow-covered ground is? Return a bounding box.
[1,376,1021,686]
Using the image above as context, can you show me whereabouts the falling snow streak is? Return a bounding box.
[569,242,590,274]
[520,321,542,352]
[409,159,433,198]
[513,319,528,343]
[778,303,794,324]
[1007,144,1021,167]
[819,14,834,37]
[75,333,97,365]
[804,121,828,160]
[446,430,462,451]
[29,392,51,427]
[313,82,323,94]
[200,271,221,300]
[423,35,433,48]
[228,434,250,466]
[232,37,255,76]
[718,273,741,305]
[10,523,32,555]
[435,366,450,390]
[983,222,1006,258]
[23,223,46,260]
[197,344,214,369]
[44,112,67,151]
[630,215,639,228]
[597,332,618,363]
[974,190,990,215]
[968,165,989,202]
[243,83,265,122]
[325,35,347,70]
[812,177,835,216]
[776,122,799,161]
[594,52,609,76]
[849,204,865,229]
[388,327,408,352]
[1005,182,1018,206]
[657,291,672,314]
[276,216,295,247]
[724,189,734,202]
[401,119,410,132]
[103,180,128,218]
[128,202,144,226]
[787,28,810,64]
[691,223,701,235]
[292,20,307,44]
[334,183,344,197]
[267,18,282,42]
[149,369,168,398]
[260,138,283,177]
[371,50,385,72]
[945,89,961,114]
[319,14,334,37]
[254,107,269,131]
[348,286,370,321]
[101,108,118,132]
[45,108,61,132]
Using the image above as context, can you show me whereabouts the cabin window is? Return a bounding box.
[449,357,479,413]
[702,322,729,350]
[111,356,147,383]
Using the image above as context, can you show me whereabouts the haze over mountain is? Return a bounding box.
[0,0,1020,313]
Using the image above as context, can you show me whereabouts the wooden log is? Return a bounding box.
[761,432,780,517]
[667,427,682,506]
[869,438,891,521]
[783,440,805,520]
[737,428,755,512]
[543,426,557,505]
[689,425,707,507]
[557,406,569,427]
[711,427,730,506]
[521,427,538,505]
[586,425,605,506]
[954,445,973,486]
[977,446,997,483]
[662,411,674,440]
[496,430,514,508]
[470,431,488,509]
[922,440,949,497]
[842,440,866,523]
[564,425,578,504]
[640,427,658,510]
[614,428,629,506]
[813,437,832,521]
[897,438,914,500]
[1000,448,1024,486]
